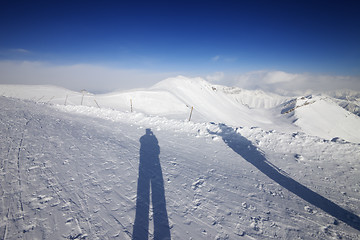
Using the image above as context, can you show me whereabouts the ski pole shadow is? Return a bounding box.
[133,129,171,240]
[209,123,360,231]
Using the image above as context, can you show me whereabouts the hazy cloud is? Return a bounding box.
[206,72,225,83]
[0,61,175,93]
[0,48,31,57]
[234,70,360,95]
[211,55,220,62]
[11,48,31,54]
[1,61,359,95]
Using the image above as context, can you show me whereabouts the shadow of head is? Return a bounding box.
[146,128,154,136]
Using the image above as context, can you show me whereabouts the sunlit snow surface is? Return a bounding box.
[1,77,360,239]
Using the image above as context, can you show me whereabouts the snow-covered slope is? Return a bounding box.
[1,97,359,239]
[0,84,83,104]
[1,76,360,143]
[280,95,360,143]
[216,85,287,109]
[151,76,289,129]
[326,89,360,117]
[98,90,188,117]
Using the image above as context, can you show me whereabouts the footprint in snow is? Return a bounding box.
[192,178,205,190]
[304,205,317,214]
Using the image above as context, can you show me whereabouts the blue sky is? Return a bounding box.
[1,0,360,92]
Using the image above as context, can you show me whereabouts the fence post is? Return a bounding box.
[64,94,68,106]
[46,96,55,104]
[81,93,84,105]
[94,99,100,108]
[188,106,194,121]
[130,99,133,113]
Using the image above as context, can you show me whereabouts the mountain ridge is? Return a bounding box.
[1,76,360,143]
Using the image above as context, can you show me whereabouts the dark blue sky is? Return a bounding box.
[0,0,360,91]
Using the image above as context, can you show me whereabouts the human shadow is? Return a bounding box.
[209,124,360,231]
[133,129,171,240]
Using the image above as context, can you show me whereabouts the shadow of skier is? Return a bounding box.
[133,129,171,240]
[209,123,360,231]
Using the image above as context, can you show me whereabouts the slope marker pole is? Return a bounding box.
[188,106,194,121]
[94,99,100,108]
[46,96,55,104]
[38,96,44,102]
[81,93,84,105]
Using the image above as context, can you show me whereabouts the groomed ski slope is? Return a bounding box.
[1,96,360,239]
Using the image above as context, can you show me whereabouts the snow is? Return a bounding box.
[1,76,360,239]
[151,76,289,129]
[294,96,360,143]
[2,76,360,143]
[277,95,360,143]
[0,84,82,104]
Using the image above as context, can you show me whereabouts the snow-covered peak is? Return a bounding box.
[149,76,287,129]
[152,75,209,90]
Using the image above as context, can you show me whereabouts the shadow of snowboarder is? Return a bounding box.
[133,129,171,240]
[209,123,360,231]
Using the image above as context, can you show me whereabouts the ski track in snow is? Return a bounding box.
[1,97,360,239]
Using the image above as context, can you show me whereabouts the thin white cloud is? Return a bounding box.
[211,55,220,62]
[234,70,360,95]
[261,71,300,84]
[0,48,31,56]
[0,61,176,93]
[11,48,31,54]
[206,72,225,83]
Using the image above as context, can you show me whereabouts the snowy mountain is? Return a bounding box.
[326,89,360,117]
[1,76,360,239]
[280,95,360,143]
[2,76,360,143]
